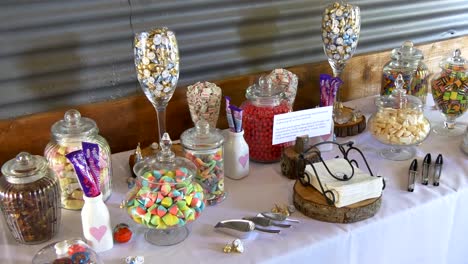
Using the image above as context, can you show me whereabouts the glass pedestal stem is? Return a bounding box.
[155,105,167,143]
[329,60,350,124]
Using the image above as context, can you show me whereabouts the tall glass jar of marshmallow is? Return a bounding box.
[44,109,112,210]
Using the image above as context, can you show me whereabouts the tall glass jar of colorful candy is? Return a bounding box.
[242,76,291,163]
[181,119,225,205]
[431,49,468,136]
[44,109,112,210]
[0,152,61,244]
[381,41,430,106]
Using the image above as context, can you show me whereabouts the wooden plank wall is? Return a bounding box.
[0,36,467,165]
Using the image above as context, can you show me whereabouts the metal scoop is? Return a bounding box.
[259,212,300,223]
[243,216,291,228]
[215,219,281,235]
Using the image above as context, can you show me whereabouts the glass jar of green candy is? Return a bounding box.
[180,119,225,206]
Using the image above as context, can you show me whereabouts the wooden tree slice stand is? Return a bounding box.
[334,106,366,137]
[293,180,382,223]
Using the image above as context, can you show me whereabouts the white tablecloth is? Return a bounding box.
[1,95,467,264]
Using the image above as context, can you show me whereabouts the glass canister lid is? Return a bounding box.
[134,132,197,177]
[1,152,49,184]
[439,49,468,71]
[180,119,224,151]
[391,41,424,62]
[246,75,286,101]
[375,74,423,109]
[51,109,98,140]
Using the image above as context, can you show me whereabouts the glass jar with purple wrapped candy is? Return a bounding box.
[44,109,112,210]
[0,152,61,244]
[181,119,225,205]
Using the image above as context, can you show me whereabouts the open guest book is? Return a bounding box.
[304,158,384,208]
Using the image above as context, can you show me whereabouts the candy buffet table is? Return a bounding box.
[1,95,467,264]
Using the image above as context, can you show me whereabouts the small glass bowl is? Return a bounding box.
[32,238,103,264]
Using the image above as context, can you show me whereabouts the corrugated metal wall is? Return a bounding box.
[1,0,467,119]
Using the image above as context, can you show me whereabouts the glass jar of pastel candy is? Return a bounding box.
[369,74,430,161]
[180,119,225,205]
[0,152,61,245]
[431,49,468,137]
[242,76,292,163]
[32,238,103,264]
[125,133,205,246]
[44,109,112,210]
[381,41,430,106]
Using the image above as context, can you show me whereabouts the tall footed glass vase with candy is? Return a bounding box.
[134,27,179,143]
[124,133,206,246]
[431,49,468,137]
[321,1,361,125]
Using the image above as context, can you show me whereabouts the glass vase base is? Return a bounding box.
[432,124,465,137]
[144,226,189,246]
[333,109,352,125]
[379,147,415,161]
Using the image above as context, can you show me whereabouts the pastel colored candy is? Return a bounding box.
[161,197,173,208]
[126,167,206,229]
[162,213,179,226]
[157,205,167,217]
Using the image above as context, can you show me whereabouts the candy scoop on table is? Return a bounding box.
[258,212,301,223]
[243,216,292,228]
[215,219,280,238]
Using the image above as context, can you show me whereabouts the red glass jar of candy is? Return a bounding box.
[242,76,292,163]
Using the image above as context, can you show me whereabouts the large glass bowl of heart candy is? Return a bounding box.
[125,133,205,246]
[32,238,103,264]
[368,74,430,161]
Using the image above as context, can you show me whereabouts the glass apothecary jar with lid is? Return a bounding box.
[44,109,112,210]
[381,41,430,106]
[242,76,292,163]
[431,49,468,137]
[370,74,430,161]
[125,133,205,246]
[180,119,225,205]
[0,152,61,244]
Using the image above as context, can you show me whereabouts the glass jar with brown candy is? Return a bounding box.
[0,152,61,244]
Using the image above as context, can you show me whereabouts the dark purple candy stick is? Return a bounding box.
[82,142,101,188]
[66,150,100,197]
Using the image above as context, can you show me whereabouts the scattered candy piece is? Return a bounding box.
[71,251,90,264]
[125,256,145,264]
[53,258,72,264]
[113,223,133,243]
[67,244,86,256]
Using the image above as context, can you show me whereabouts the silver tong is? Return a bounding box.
[258,212,300,223]
[243,216,291,228]
[215,219,280,238]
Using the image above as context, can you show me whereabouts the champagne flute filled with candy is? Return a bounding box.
[321,1,360,124]
[431,49,468,137]
[134,27,179,142]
